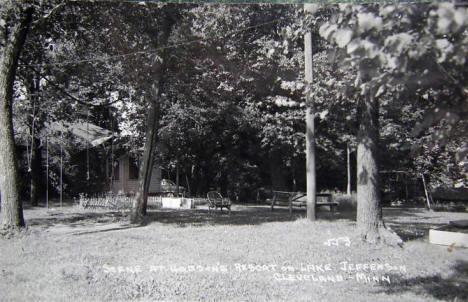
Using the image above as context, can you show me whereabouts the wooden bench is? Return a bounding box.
[270,191,338,215]
[207,191,231,213]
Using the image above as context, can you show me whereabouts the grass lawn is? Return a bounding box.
[1,203,467,302]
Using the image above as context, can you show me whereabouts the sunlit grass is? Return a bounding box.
[0,205,467,301]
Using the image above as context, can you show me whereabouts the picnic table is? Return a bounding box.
[270,191,338,215]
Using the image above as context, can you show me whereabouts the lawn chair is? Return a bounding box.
[207,191,231,213]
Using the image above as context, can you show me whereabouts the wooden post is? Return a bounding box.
[347,143,352,195]
[185,174,191,197]
[86,109,90,183]
[60,130,63,207]
[304,3,316,221]
[421,174,432,210]
[289,193,293,218]
[46,135,49,208]
[176,159,180,197]
[405,173,409,203]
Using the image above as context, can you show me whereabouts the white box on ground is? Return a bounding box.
[429,226,468,248]
[181,198,194,209]
[161,197,193,209]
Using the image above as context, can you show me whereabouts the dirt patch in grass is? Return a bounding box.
[1,205,467,301]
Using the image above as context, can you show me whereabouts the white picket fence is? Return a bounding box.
[78,193,135,209]
[78,194,207,210]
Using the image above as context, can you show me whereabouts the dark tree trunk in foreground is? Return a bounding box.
[304,3,316,221]
[130,7,176,224]
[356,92,382,242]
[0,7,33,231]
[131,92,161,223]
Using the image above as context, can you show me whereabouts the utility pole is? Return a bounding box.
[304,3,316,221]
[347,143,352,195]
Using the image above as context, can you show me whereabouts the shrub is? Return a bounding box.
[333,192,357,212]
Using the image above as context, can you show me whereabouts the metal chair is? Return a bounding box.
[207,191,231,213]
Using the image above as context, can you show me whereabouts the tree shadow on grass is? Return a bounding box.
[23,204,449,239]
[313,206,448,242]
[385,220,447,241]
[383,207,437,219]
[378,260,468,301]
[26,210,128,232]
[381,208,449,241]
[294,206,451,242]
[142,207,296,227]
[140,205,353,227]
[22,205,350,231]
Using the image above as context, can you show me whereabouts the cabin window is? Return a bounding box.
[129,157,139,180]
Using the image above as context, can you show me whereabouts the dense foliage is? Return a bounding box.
[6,2,467,206]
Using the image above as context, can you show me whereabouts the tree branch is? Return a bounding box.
[19,58,123,108]
[31,1,67,27]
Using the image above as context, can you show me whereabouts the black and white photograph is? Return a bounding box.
[1,1,468,301]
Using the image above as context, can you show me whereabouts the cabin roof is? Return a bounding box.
[47,121,113,147]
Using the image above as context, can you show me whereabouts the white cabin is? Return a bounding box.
[109,154,162,195]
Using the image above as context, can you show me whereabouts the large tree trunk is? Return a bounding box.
[304,4,316,221]
[131,92,160,224]
[0,7,34,231]
[356,93,382,243]
[130,7,176,224]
